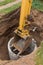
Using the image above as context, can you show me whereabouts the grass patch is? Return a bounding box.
[36,41,43,65]
[0,2,21,14]
[0,0,43,14]
[32,0,43,11]
[0,0,15,6]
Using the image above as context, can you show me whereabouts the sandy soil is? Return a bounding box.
[0,0,4,2]
[0,0,21,10]
[0,9,43,65]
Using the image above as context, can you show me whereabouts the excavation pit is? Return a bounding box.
[0,8,43,65]
[8,37,37,60]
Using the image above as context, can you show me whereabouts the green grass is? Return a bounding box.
[0,2,21,14]
[32,0,43,11]
[0,0,43,14]
[36,41,43,65]
[0,0,15,6]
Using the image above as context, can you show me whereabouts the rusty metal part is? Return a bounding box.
[12,34,32,53]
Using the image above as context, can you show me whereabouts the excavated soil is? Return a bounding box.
[0,8,43,65]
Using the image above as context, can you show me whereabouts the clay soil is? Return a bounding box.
[0,8,43,65]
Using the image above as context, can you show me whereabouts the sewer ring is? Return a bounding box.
[8,37,37,60]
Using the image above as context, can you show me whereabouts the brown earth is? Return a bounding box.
[0,8,43,65]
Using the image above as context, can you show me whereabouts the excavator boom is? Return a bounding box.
[14,0,33,53]
[15,0,33,39]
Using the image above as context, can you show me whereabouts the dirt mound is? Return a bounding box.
[0,8,20,35]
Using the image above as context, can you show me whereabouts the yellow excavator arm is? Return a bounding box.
[15,0,33,39]
[14,0,33,53]
[19,0,32,30]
